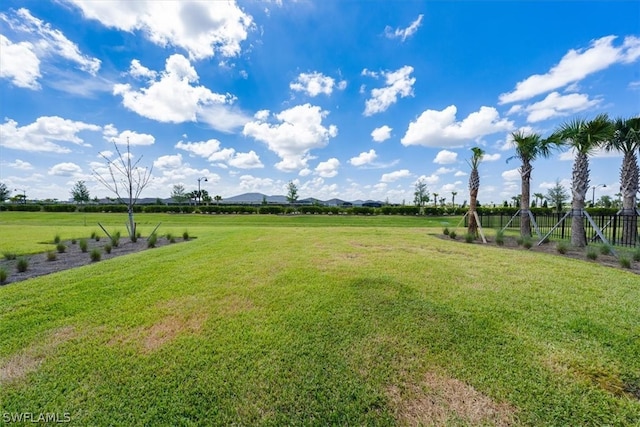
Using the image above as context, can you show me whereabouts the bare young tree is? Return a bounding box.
[93,138,153,241]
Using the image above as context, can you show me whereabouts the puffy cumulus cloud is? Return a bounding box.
[315,158,340,178]
[105,128,155,146]
[433,150,458,165]
[66,0,253,59]
[416,174,439,185]
[0,116,101,153]
[8,159,34,170]
[559,146,622,161]
[0,35,41,89]
[300,177,340,200]
[290,72,346,97]
[175,139,263,169]
[363,66,415,116]
[371,125,392,142]
[522,92,601,123]
[482,153,501,162]
[435,167,454,175]
[349,149,378,167]
[381,169,411,183]
[154,154,183,170]
[299,168,312,177]
[48,162,83,176]
[499,35,640,104]
[129,59,157,80]
[238,174,278,193]
[454,170,467,177]
[0,8,100,90]
[384,14,423,42]
[402,105,514,148]
[113,55,249,132]
[502,168,520,182]
[242,103,338,172]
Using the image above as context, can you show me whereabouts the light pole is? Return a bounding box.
[197,177,208,205]
[591,184,606,206]
[14,188,26,204]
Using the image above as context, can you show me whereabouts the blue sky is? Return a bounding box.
[1,0,639,204]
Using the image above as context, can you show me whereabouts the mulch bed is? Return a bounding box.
[0,236,188,286]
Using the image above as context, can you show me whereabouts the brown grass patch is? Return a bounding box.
[141,314,205,352]
[217,294,255,316]
[388,371,517,426]
[0,326,75,384]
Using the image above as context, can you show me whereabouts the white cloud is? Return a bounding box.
[67,0,253,59]
[290,72,346,97]
[540,179,571,190]
[499,35,640,104]
[558,146,622,161]
[384,14,423,42]
[381,169,411,183]
[502,168,520,182]
[482,153,501,162]
[523,92,601,123]
[228,151,264,169]
[454,170,467,177]
[129,59,157,80]
[0,116,101,153]
[48,162,83,176]
[363,66,415,116]
[401,105,514,147]
[417,174,439,185]
[238,174,277,193]
[105,129,155,146]
[0,35,41,89]
[175,139,263,169]
[299,168,312,177]
[315,158,340,178]
[349,149,378,167]
[371,125,392,142]
[433,150,458,164]
[113,55,249,132]
[8,159,33,170]
[435,167,454,175]
[154,154,183,170]
[242,103,338,172]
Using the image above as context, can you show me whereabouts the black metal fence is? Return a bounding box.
[468,211,640,247]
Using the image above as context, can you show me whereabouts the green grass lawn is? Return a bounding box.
[1,213,639,425]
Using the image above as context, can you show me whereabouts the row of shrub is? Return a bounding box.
[0,203,624,216]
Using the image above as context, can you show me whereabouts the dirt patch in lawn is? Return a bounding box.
[388,371,517,426]
[0,235,192,285]
[438,233,640,275]
[0,326,76,384]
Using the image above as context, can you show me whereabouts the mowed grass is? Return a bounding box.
[0,213,639,425]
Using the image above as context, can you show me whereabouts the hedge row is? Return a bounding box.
[0,203,624,216]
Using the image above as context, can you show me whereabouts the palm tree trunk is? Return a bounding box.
[621,151,639,245]
[468,189,478,237]
[520,162,532,237]
[571,152,589,247]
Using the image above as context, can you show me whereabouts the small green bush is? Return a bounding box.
[71,238,77,245]
[600,244,612,256]
[3,252,17,260]
[495,230,504,246]
[449,231,457,239]
[522,238,533,249]
[147,233,158,248]
[619,256,632,269]
[442,227,450,236]
[183,230,190,240]
[632,248,640,262]
[586,248,598,260]
[104,244,112,254]
[111,235,120,248]
[79,239,88,253]
[464,233,474,243]
[53,234,61,244]
[16,257,28,273]
[90,231,97,239]
[47,251,57,261]
[56,243,66,253]
[556,241,569,254]
[90,248,101,262]
[0,267,7,284]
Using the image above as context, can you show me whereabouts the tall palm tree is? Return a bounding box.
[467,147,485,238]
[551,114,613,247]
[508,131,557,237]
[604,117,640,245]
[533,192,545,207]
[451,191,458,208]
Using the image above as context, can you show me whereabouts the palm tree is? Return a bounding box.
[551,114,613,247]
[214,195,222,205]
[467,147,485,238]
[508,131,557,237]
[533,192,545,208]
[432,193,438,208]
[604,117,640,245]
[451,191,457,208]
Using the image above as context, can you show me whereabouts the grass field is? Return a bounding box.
[1,212,639,425]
